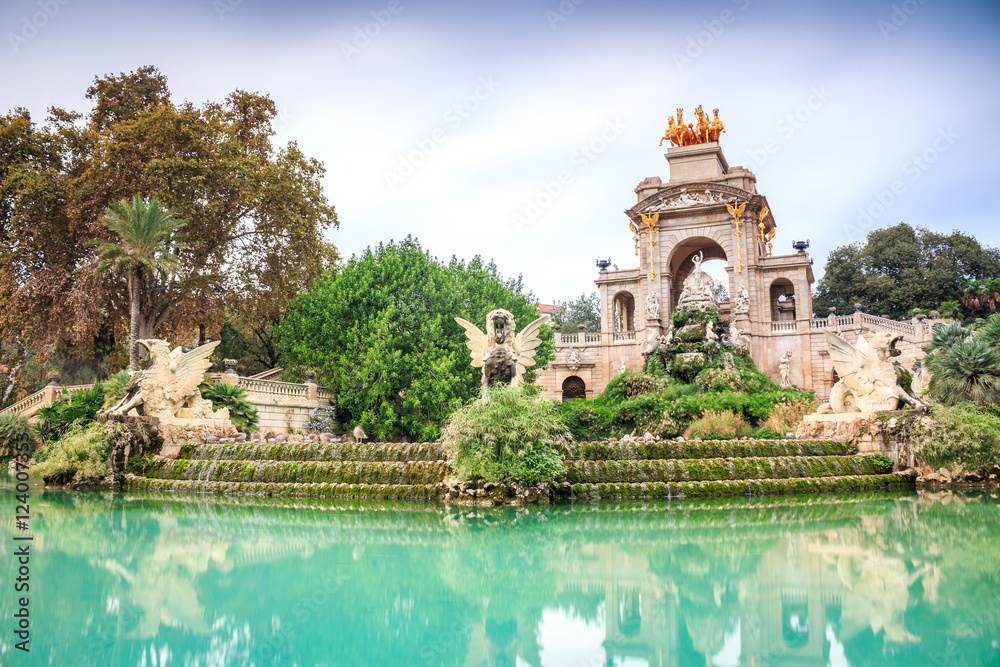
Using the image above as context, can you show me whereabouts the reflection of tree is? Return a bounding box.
[439,508,564,666]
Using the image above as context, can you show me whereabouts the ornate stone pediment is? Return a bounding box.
[628,183,757,219]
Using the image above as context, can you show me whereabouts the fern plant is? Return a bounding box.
[33,384,106,444]
[101,369,133,408]
[199,380,259,432]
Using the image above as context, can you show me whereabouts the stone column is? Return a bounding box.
[221,368,239,386]
[304,372,318,406]
[42,378,59,407]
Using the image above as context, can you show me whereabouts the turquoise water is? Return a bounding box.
[1,489,998,667]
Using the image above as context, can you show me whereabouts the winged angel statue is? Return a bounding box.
[817,330,925,414]
[105,339,230,421]
[455,309,549,396]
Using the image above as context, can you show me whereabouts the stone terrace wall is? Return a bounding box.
[0,371,333,434]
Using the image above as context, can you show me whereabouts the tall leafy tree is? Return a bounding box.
[276,237,554,441]
[550,292,601,333]
[87,195,186,370]
[0,66,337,392]
[813,224,1000,319]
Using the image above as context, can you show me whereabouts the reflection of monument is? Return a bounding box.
[536,121,933,402]
[7,493,966,666]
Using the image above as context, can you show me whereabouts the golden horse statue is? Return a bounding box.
[660,107,725,147]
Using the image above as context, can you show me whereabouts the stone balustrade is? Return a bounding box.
[1,372,332,434]
[555,332,603,346]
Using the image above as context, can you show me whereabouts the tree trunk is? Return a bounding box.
[1,362,20,404]
[130,267,142,371]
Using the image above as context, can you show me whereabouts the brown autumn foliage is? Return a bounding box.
[0,66,338,398]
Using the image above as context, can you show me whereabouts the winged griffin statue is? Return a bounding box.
[455,309,549,396]
[105,340,230,421]
[817,330,925,414]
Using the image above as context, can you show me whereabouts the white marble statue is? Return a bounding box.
[567,346,581,365]
[644,292,660,319]
[566,346,582,372]
[734,285,750,316]
[105,340,229,421]
[676,252,718,311]
[639,329,661,358]
[727,321,750,354]
[817,330,926,414]
[779,350,793,389]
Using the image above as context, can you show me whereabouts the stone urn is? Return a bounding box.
[224,360,237,373]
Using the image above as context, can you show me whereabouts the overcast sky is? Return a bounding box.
[2,0,998,305]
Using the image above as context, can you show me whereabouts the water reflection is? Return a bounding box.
[1,489,998,666]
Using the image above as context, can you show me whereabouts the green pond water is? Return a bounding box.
[1,489,998,667]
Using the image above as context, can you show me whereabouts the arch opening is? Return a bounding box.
[770,278,796,321]
[667,237,729,313]
[562,376,586,401]
[612,291,636,332]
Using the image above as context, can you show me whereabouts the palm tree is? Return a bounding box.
[87,195,187,370]
[924,314,1000,406]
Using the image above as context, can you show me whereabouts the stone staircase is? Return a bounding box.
[126,438,915,501]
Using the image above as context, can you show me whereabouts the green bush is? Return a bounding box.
[443,386,567,483]
[599,371,670,403]
[917,402,1000,470]
[200,380,259,432]
[695,367,778,393]
[33,416,161,485]
[0,412,32,460]
[32,422,111,485]
[684,409,752,439]
[558,400,616,440]
[33,384,105,444]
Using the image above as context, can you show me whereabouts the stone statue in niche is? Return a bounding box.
[644,292,660,319]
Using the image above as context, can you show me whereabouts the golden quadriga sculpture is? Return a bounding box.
[455,310,548,398]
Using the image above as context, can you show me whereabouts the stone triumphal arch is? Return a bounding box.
[536,114,933,401]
